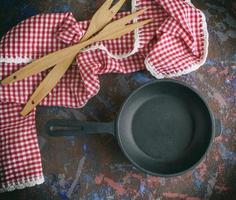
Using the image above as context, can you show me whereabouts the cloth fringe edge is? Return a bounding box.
[0,56,32,64]
[0,176,45,193]
[145,1,209,79]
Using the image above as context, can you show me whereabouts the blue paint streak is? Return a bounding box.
[205,59,216,66]
[139,182,146,196]
[46,173,73,200]
[100,185,112,195]
[52,5,71,12]
[84,186,113,199]
[59,191,69,200]
[92,192,104,200]
[132,72,153,83]
[219,143,236,164]
[231,77,236,90]
[50,106,63,114]
[83,143,89,153]
[82,174,93,184]
[192,170,202,191]
[232,54,236,61]
[64,181,72,190]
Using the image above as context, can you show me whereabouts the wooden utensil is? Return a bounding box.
[20,10,151,116]
[1,0,152,116]
[80,0,126,42]
[1,0,127,85]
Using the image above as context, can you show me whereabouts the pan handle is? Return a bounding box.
[46,119,115,136]
[214,117,222,137]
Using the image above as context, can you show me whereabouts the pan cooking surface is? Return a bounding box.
[132,94,193,162]
[117,81,212,175]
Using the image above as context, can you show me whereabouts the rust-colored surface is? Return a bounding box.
[0,0,235,200]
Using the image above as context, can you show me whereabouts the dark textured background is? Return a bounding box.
[0,0,236,199]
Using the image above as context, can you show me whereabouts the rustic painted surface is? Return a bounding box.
[0,0,236,200]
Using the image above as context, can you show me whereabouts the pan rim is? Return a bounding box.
[116,79,215,177]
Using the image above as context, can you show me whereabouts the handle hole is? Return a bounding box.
[13,75,17,79]
[31,100,35,104]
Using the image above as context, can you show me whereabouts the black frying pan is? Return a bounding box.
[46,80,221,176]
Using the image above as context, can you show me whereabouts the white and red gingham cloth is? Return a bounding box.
[0,0,208,192]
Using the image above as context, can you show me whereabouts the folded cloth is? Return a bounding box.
[0,0,208,192]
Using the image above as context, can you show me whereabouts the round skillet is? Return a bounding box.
[46,80,221,176]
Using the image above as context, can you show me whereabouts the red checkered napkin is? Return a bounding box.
[0,0,208,192]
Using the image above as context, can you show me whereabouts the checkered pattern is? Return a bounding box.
[0,0,208,192]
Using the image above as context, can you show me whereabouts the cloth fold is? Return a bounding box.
[57,13,87,45]
[0,0,208,192]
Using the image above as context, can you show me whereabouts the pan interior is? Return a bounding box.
[132,94,193,162]
[117,81,212,175]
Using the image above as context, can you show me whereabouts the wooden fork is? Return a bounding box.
[1,2,152,116]
[19,9,151,116]
[1,0,127,85]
